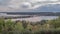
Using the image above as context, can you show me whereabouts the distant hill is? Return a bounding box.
[0,12,60,16]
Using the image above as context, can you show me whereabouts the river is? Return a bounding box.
[11,16,58,22]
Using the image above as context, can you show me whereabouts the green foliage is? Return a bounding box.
[22,21,28,29]
[0,18,5,34]
[0,17,60,34]
[47,17,60,29]
[15,22,24,31]
[5,19,15,31]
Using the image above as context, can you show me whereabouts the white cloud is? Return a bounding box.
[8,0,59,9]
[29,0,59,3]
[0,0,60,12]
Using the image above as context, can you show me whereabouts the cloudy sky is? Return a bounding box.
[0,0,60,12]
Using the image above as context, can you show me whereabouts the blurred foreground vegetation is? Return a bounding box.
[0,17,60,34]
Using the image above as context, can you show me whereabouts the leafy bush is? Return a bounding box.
[0,17,60,34]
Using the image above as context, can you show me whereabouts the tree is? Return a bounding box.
[15,22,24,31]
[47,17,60,29]
[0,18,5,33]
[21,20,28,29]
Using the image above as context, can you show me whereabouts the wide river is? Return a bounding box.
[11,16,58,22]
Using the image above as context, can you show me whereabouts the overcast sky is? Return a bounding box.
[0,0,59,12]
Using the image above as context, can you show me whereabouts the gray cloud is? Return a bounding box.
[0,0,60,12]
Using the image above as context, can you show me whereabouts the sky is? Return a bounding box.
[0,0,60,12]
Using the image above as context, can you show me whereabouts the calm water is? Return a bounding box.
[11,16,58,22]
